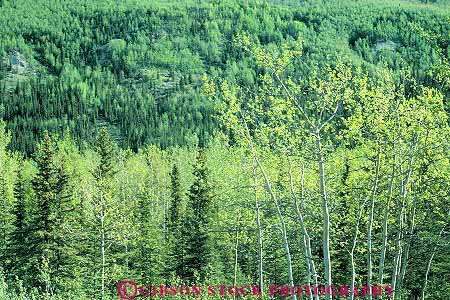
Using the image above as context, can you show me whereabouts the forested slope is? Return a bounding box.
[0,0,449,153]
[0,1,449,300]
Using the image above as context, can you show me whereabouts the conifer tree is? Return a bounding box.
[7,161,29,280]
[91,128,119,300]
[183,150,212,283]
[29,131,66,292]
[94,128,116,180]
[51,158,75,288]
[168,164,182,232]
[133,148,166,285]
[165,164,186,280]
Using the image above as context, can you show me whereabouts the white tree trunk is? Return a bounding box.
[391,195,405,300]
[316,133,332,300]
[398,198,416,292]
[349,206,363,300]
[367,149,381,300]
[422,250,436,300]
[392,137,418,300]
[239,111,296,300]
[288,160,318,300]
[252,161,264,293]
[255,157,297,300]
[378,157,396,286]
[422,224,446,300]
[233,210,241,300]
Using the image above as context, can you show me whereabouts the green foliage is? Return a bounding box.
[165,164,187,280]
[0,0,449,154]
[0,1,449,299]
[183,150,213,283]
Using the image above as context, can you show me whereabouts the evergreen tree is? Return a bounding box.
[133,148,166,286]
[168,164,182,232]
[93,128,116,180]
[91,128,119,300]
[6,161,29,280]
[183,150,212,283]
[165,164,186,280]
[29,131,67,293]
[51,158,75,289]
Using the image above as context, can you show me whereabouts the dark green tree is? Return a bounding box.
[183,150,213,283]
[93,128,116,180]
[51,158,76,290]
[28,131,69,293]
[168,164,183,232]
[91,127,119,300]
[165,164,186,280]
[6,161,30,280]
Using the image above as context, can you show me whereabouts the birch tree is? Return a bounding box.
[240,36,353,300]
[252,160,264,294]
[206,77,298,298]
[206,35,354,300]
[90,128,122,300]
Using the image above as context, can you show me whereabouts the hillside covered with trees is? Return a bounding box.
[0,0,449,299]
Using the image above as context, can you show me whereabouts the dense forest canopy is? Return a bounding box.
[0,0,449,153]
[0,0,449,300]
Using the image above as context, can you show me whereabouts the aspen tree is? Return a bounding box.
[223,35,354,300]
[91,128,119,300]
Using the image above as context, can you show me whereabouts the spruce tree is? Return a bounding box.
[91,128,118,300]
[168,164,182,232]
[7,161,29,280]
[166,164,186,280]
[52,158,74,287]
[29,131,63,292]
[183,150,212,283]
[133,149,165,285]
[94,128,116,180]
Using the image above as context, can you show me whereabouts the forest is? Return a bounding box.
[0,0,449,299]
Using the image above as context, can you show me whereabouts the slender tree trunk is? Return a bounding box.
[288,160,318,300]
[163,200,167,241]
[233,210,241,300]
[422,250,436,300]
[367,149,381,300]
[398,197,416,293]
[255,157,297,300]
[349,238,356,300]
[391,194,405,300]
[392,183,408,298]
[101,215,105,300]
[392,137,418,300]
[378,156,396,286]
[239,111,295,299]
[252,160,264,294]
[350,206,363,300]
[422,224,446,300]
[316,132,332,300]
